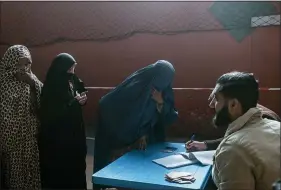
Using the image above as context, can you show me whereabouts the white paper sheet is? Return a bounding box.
[152,150,215,168]
[153,154,197,169]
[189,150,215,165]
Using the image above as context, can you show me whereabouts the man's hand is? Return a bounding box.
[185,141,207,151]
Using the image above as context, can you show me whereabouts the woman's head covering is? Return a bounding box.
[45,53,87,93]
[0,45,42,150]
[44,53,76,81]
[0,45,32,81]
[98,60,177,145]
[40,53,78,120]
[42,53,76,93]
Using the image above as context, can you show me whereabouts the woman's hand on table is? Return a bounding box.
[137,135,147,150]
[185,140,207,151]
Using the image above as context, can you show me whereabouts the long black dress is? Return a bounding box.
[38,53,87,189]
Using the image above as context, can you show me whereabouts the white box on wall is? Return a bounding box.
[251,14,280,27]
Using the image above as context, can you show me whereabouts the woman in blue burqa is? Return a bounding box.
[93,60,178,188]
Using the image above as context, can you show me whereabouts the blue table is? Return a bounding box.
[92,142,212,190]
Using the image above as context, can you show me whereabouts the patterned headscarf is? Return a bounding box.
[0,45,32,81]
[0,45,42,189]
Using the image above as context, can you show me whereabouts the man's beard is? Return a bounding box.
[212,105,233,128]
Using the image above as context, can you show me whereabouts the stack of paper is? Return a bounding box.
[165,171,196,184]
[188,150,215,165]
[153,154,197,169]
[152,150,215,169]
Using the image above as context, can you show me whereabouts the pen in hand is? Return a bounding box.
[190,134,195,142]
[186,134,196,152]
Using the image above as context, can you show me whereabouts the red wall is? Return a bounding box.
[1,2,280,139]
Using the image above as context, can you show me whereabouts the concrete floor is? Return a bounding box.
[86,154,94,190]
[86,138,95,190]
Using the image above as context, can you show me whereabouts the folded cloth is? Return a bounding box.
[165,171,196,184]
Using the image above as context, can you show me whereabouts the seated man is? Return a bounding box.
[193,71,280,190]
[186,104,280,151]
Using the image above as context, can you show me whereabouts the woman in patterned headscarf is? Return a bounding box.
[0,45,42,189]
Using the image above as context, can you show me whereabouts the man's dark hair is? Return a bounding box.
[216,71,259,113]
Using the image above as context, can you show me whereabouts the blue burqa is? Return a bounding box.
[93,60,178,177]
